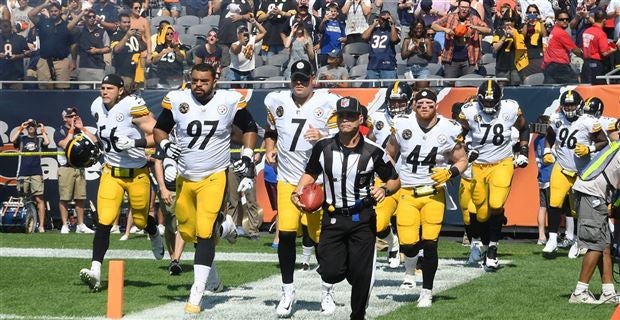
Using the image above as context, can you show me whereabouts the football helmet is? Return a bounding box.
[477,80,502,114]
[559,90,582,121]
[582,97,604,118]
[66,133,101,168]
[386,81,413,117]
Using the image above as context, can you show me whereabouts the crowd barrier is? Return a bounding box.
[0,85,618,229]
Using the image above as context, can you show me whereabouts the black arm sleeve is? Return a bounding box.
[233,108,258,133]
[374,149,399,182]
[305,140,325,176]
[154,108,175,134]
[519,120,530,143]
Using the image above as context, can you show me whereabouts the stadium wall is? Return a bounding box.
[0,85,618,228]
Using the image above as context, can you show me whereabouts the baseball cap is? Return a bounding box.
[101,74,124,88]
[62,107,78,118]
[328,49,342,58]
[336,96,363,114]
[290,60,315,80]
[414,89,437,102]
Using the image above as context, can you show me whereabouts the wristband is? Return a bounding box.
[380,186,391,197]
[449,166,460,178]
[241,147,254,159]
[588,145,596,153]
[519,145,529,157]
[543,147,552,154]
[134,138,147,148]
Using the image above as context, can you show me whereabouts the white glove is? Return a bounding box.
[513,154,528,168]
[160,139,181,160]
[115,135,135,150]
[237,177,254,192]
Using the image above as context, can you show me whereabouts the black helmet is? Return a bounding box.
[582,97,604,118]
[559,90,583,120]
[477,80,502,114]
[66,133,101,168]
[386,81,413,117]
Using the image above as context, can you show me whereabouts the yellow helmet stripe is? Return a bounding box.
[391,81,400,96]
[485,80,493,98]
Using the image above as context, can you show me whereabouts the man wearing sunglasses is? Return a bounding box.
[76,9,111,89]
[385,89,467,307]
[264,59,339,318]
[542,10,583,84]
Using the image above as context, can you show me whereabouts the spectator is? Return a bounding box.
[363,10,400,86]
[431,0,490,81]
[518,0,554,24]
[194,28,223,76]
[63,0,84,27]
[317,48,349,87]
[128,0,151,62]
[185,0,210,18]
[397,0,416,28]
[415,0,449,28]
[0,18,29,89]
[607,0,620,41]
[581,10,617,84]
[76,9,111,88]
[542,10,582,84]
[151,24,185,87]
[401,19,432,84]
[0,1,10,21]
[427,27,442,63]
[569,0,597,47]
[110,12,147,89]
[313,0,346,20]
[161,0,181,18]
[342,0,371,43]
[213,0,254,54]
[317,2,346,66]
[54,107,96,234]
[256,0,296,57]
[229,20,266,86]
[533,114,552,245]
[492,8,522,85]
[519,4,546,79]
[283,19,315,78]
[28,0,76,89]
[10,119,49,233]
[23,22,39,89]
[282,1,318,46]
[11,0,33,37]
[150,19,171,53]
[91,0,121,34]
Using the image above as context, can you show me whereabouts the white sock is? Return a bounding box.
[471,237,481,245]
[404,254,419,276]
[90,261,101,274]
[321,282,334,293]
[602,283,616,295]
[301,246,313,264]
[575,281,589,294]
[194,264,211,290]
[549,232,558,243]
[566,217,575,240]
[489,241,498,247]
[282,282,295,293]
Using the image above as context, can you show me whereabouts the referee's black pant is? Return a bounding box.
[317,207,376,320]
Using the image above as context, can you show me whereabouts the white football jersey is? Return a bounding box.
[549,112,599,172]
[459,100,521,164]
[91,95,150,168]
[600,116,617,136]
[393,115,462,187]
[369,110,393,148]
[162,89,246,181]
[265,89,339,184]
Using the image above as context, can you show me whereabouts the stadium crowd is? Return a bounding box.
[1,0,620,89]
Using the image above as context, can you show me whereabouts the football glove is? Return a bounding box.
[574,143,595,157]
[431,167,452,185]
[234,147,256,177]
[513,154,528,168]
[115,135,135,150]
[237,177,254,192]
[467,149,479,163]
[160,139,181,160]
[542,148,555,165]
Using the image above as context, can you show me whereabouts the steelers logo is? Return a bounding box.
[217,105,228,115]
[376,121,384,130]
[179,103,189,114]
[555,121,562,128]
[276,106,284,117]
[94,112,99,122]
[314,107,324,118]
[296,61,305,69]
[402,129,412,140]
[502,113,511,121]
[437,134,447,144]
[116,113,124,122]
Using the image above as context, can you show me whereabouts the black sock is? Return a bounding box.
[489,214,504,243]
[479,221,490,246]
[464,224,472,243]
[469,213,480,239]
[400,243,421,258]
[421,240,438,290]
[390,216,398,234]
[145,215,158,236]
[92,223,112,263]
[548,206,562,234]
[301,225,313,247]
[194,237,215,266]
[278,231,297,284]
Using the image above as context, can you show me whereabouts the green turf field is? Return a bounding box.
[0,233,617,319]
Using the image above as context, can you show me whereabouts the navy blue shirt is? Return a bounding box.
[368,28,398,70]
[92,2,120,24]
[35,17,73,59]
[14,135,45,177]
[0,33,28,80]
[76,25,109,69]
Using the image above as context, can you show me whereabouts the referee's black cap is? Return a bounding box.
[336,96,363,114]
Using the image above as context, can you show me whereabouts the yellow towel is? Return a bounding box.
[529,21,543,46]
[132,53,145,83]
[513,31,529,71]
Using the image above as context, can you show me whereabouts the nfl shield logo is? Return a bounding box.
[340,98,350,108]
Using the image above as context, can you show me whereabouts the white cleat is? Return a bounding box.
[220,215,238,244]
[149,232,165,260]
[110,225,121,234]
[568,241,580,259]
[598,292,620,304]
[60,224,70,234]
[79,268,101,292]
[417,289,433,308]
[388,250,401,268]
[569,290,600,304]
[467,241,483,264]
[400,274,416,289]
[320,283,336,316]
[542,238,558,254]
[76,224,95,234]
[119,234,129,241]
[276,285,296,318]
[484,245,500,270]
[157,224,165,236]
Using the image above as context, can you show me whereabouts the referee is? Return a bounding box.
[292,97,400,319]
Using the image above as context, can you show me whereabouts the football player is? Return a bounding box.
[385,89,468,307]
[153,63,258,315]
[371,81,413,269]
[78,74,164,292]
[264,59,339,318]
[542,91,609,255]
[582,97,616,141]
[458,80,530,270]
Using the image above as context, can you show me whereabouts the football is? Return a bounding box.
[299,183,324,213]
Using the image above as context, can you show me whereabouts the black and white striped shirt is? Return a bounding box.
[305,134,398,208]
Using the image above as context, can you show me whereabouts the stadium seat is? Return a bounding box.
[481,53,495,65]
[357,53,369,66]
[267,53,289,67]
[426,63,442,76]
[396,64,408,76]
[349,64,367,79]
[351,75,366,88]
[255,54,265,67]
[175,15,201,28]
[150,16,172,28]
[455,74,485,87]
[425,75,445,86]
[342,53,355,69]
[484,62,496,76]
[252,65,282,80]
[201,15,221,28]
[343,42,371,56]
[219,67,231,87]
[179,34,197,47]
[262,76,286,89]
[187,24,212,37]
[481,41,492,54]
[523,73,544,85]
